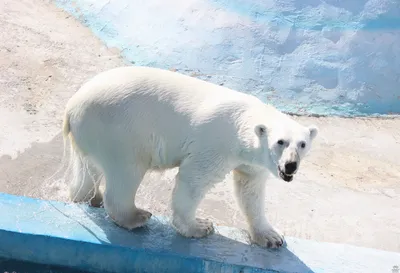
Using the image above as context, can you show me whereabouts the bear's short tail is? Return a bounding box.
[41,109,74,197]
[62,110,71,139]
[62,110,72,158]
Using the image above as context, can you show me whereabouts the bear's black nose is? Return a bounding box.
[284,162,297,175]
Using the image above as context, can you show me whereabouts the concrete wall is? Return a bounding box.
[1,192,400,273]
[54,0,400,116]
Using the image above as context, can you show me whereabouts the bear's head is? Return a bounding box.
[254,119,318,182]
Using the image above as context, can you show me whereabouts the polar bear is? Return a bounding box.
[62,66,318,248]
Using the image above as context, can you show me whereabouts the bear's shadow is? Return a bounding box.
[75,205,315,273]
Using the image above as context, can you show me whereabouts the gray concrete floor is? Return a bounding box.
[1,0,399,253]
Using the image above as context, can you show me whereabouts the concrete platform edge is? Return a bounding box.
[0,193,399,273]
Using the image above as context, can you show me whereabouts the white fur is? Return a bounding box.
[62,66,318,248]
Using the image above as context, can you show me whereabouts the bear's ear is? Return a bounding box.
[255,124,267,137]
[308,125,318,140]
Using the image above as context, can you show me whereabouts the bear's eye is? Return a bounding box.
[277,140,284,145]
[300,142,306,148]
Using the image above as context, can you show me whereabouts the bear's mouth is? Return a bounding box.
[278,166,293,182]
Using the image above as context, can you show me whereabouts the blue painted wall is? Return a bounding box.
[2,192,400,273]
[55,0,400,116]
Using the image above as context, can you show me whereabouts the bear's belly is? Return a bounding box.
[146,133,192,170]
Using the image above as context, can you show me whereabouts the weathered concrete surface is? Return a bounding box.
[55,0,400,116]
[0,0,399,253]
[2,192,400,273]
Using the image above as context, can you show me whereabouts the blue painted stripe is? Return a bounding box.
[52,0,400,117]
[210,0,400,31]
[0,192,399,273]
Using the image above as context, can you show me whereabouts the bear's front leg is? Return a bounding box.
[233,167,285,248]
[171,155,228,238]
[171,176,215,238]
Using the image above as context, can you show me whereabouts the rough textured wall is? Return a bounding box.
[55,0,400,116]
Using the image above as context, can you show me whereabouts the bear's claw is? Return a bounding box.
[190,218,214,238]
[251,227,285,249]
[111,208,152,230]
[172,217,215,238]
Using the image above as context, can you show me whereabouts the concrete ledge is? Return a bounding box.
[0,193,399,273]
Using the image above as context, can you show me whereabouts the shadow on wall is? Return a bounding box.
[54,0,400,116]
[1,192,315,273]
[76,205,316,273]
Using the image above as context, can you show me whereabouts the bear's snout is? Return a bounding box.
[284,161,297,175]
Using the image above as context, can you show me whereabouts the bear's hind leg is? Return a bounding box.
[102,161,152,230]
[69,150,103,208]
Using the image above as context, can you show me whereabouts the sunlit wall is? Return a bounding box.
[55,0,400,116]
